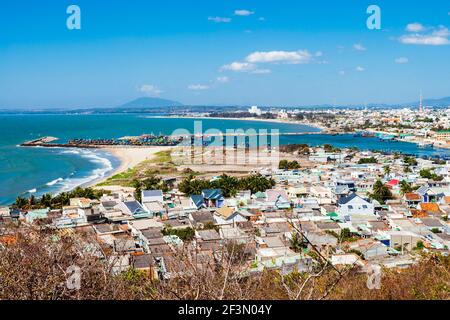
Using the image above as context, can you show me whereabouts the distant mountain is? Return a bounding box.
[120,97,183,108]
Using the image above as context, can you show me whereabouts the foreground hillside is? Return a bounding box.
[0,224,448,300]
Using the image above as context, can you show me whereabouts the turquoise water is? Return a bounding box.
[0,114,448,205]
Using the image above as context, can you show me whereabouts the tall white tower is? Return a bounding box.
[419,90,423,114]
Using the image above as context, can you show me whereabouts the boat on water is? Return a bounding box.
[418,142,434,149]
[353,131,375,138]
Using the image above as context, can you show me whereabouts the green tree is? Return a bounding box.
[279,160,289,170]
[14,197,28,209]
[370,180,393,204]
[415,241,425,250]
[400,180,413,195]
[403,156,418,167]
[358,157,378,164]
[40,194,53,208]
[290,233,307,252]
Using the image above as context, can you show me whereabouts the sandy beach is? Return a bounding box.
[89,146,172,186]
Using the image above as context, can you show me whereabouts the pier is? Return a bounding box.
[19,131,336,149]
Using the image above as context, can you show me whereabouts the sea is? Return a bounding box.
[0,113,448,205]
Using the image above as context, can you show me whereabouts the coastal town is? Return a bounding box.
[204,102,450,151]
[2,110,450,296]
[2,0,450,307]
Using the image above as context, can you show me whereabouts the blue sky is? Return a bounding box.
[0,0,449,108]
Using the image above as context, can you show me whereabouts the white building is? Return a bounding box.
[248,106,262,116]
[337,193,375,218]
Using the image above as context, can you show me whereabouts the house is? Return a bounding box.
[315,221,341,233]
[132,254,159,279]
[202,189,225,208]
[332,185,351,202]
[287,186,309,199]
[9,208,21,220]
[253,247,310,274]
[70,197,96,209]
[258,235,287,249]
[189,210,215,228]
[337,193,375,219]
[387,231,421,251]
[252,191,267,201]
[419,203,443,216]
[266,189,291,209]
[307,232,338,248]
[419,217,445,233]
[118,201,149,218]
[219,226,249,243]
[417,185,445,203]
[335,179,356,192]
[25,209,49,224]
[141,190,166,217]
[385,179,400,190]
[142,190,164,203]
[142,201,166,218]
[331,253,364,267]
[0,206,10,218]
[310,186,333,205]
[113,237,137,254]
[348,239,389,260]
[190,189,225,209]
[190,195,206,210]
[404,192,421,208]
[214,206,247,225]
[196,229,221,242]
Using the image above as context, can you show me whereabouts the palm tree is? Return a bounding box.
[400,180,413,195]
[40,194,53,208]
[28,195,37,209]
[384,165,391,176]
[370,180,393,204]
[14,197,27,209]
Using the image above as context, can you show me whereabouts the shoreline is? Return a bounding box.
[88,146,172,187]
[8,116,449,202]
[145,115,327,132]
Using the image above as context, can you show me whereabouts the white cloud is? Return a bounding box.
[221,61,256,72]
[395,57,409,64]
[139,84,163,97]
[216,76,229,83]
[356,66,365,72]
[221,49,317,75]
[353,43,367,51]
[251,69,271,74]
[400,35,449,45]
[188,84,210,91]
[339,70,345,76]
[245,50,312,64]
[399,25,450,45]
[433,26,450,37]
[406,23,425,32]
[234,9,254,16]
[208,16,231,23]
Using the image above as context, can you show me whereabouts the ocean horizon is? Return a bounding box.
[0,113,447,205]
